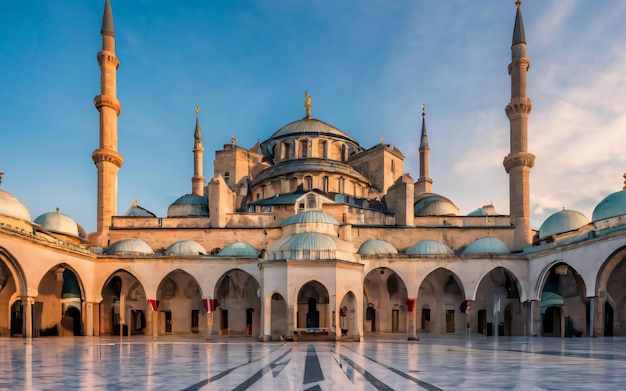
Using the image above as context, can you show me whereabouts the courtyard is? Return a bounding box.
[1,334,625,390]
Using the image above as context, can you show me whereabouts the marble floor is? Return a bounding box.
[1,334,626,390]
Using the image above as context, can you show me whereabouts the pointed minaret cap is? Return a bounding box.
[420,104,429,149]
[101,0,115,37]
[194,106,202,148]
[512,1,526,45]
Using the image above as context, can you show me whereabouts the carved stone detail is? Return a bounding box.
[507,58,530,74]
[503,152,535,172]
[92,149,124,167]
[97,52,120,69]
[505,98,532,118]
[94,95,121,115]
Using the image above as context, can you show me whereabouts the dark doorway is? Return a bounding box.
[65,306,82,336]
[10,301,22,336]
[191,310,199,334]
[605,301,614,337]
[421,308,430,331]
[478,309,487,336]
[307,298,319,328]
[446,310,455,333]
[544,306,562,337]
[246,308,253,336]
[392,309,399,333]
[163,311,172,333]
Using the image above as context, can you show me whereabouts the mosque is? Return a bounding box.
[0,0,625,341]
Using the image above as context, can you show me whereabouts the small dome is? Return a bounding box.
[463,237,510,254]
[167,194,209,217]
[271,232,338,252]
[0,189,31,221]
[34,210,78,236]
[406,240,454,255]
[592,190,626,222]
[281,210,340,227]
[468,208,488,217]
[218,241,260,257]
[414,193,459,217]
[358,239,398,255]
[106,239,154,256]
[538,209,589,238]
[124,200,156,217]
[165,240,207,256]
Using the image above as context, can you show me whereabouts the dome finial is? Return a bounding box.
[623,172,626,190]
[304,90,312,119]
[195,105,199,118]
[0,170,3,189]
[515,1,521,8]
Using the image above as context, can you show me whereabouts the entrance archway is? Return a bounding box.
[474,267,522,336]
[596,246,626,336]
[339,291,358,339]
[417,268,465,334]
[156,270,203,335]
[269,292,287,340]
[36,266,84,336]
[101,270,148,336]
[214,269,260,337]
[297,281,329,330]
[540,263,587,337]
[363,267,408,334]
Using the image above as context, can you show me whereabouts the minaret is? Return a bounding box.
[91,0,123,246]
[415,104,433,194]
[503,1,535,251]
[192,106,205,196]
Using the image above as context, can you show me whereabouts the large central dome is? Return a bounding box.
[268,118,359,145]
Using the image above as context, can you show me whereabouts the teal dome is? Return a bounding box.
[358,239,398,255]
[106,239,154,256]
[414,193,459,217]
[272,232,338,251]
[281,210,340,227]
[218,241,260,257]
[165,240,207,256]
[167,194,209,217]
[538,209,588,238]
[463,237,510,254]
[406,240,454,255]
[34,210,78,236]
[268,118,358,145]
[468,208,488,217]
[592,190,626,222]
[0,189,31,221]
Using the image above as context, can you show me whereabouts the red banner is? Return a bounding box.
[148,299,158,311]
[406,298,416,312]
[202,298,216,313]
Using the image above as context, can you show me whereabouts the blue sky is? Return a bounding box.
[1,1,625,234]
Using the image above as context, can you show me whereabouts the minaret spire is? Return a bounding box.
[90,0,123,246]
[415,104,433,194]
[504,0,535,251]
[192,106,205,196]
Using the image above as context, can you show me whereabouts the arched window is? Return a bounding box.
[283,142,291,160]
[307,194,317,209]
[289,177,298,192]
[323,176,329,192]
[304,175,313,190]
[338,177,345,194]
[299,139,308,158]
[224,172,230,184]
[318,140,327,158]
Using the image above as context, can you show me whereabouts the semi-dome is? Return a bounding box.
[106,239,154,256]
[414,193,459,217]
[268,118,358,145]
[218,241,260,257]
[463,237,510,254]
[406,240,454,255]
[538,209,589,239]
[34,209,78,236]
[281,210,340,227]
[358,239,398,255]
[592,190,626,222]
[0,189,31,221]
[167,194,209,217]
[165,240,207,256]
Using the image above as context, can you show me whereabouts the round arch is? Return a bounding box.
[263,291,287,341]
[101,269,149,336]
[594,246,626,336]
[296,280,329,331]
[0,247,27,337]
[0,247,28,297]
